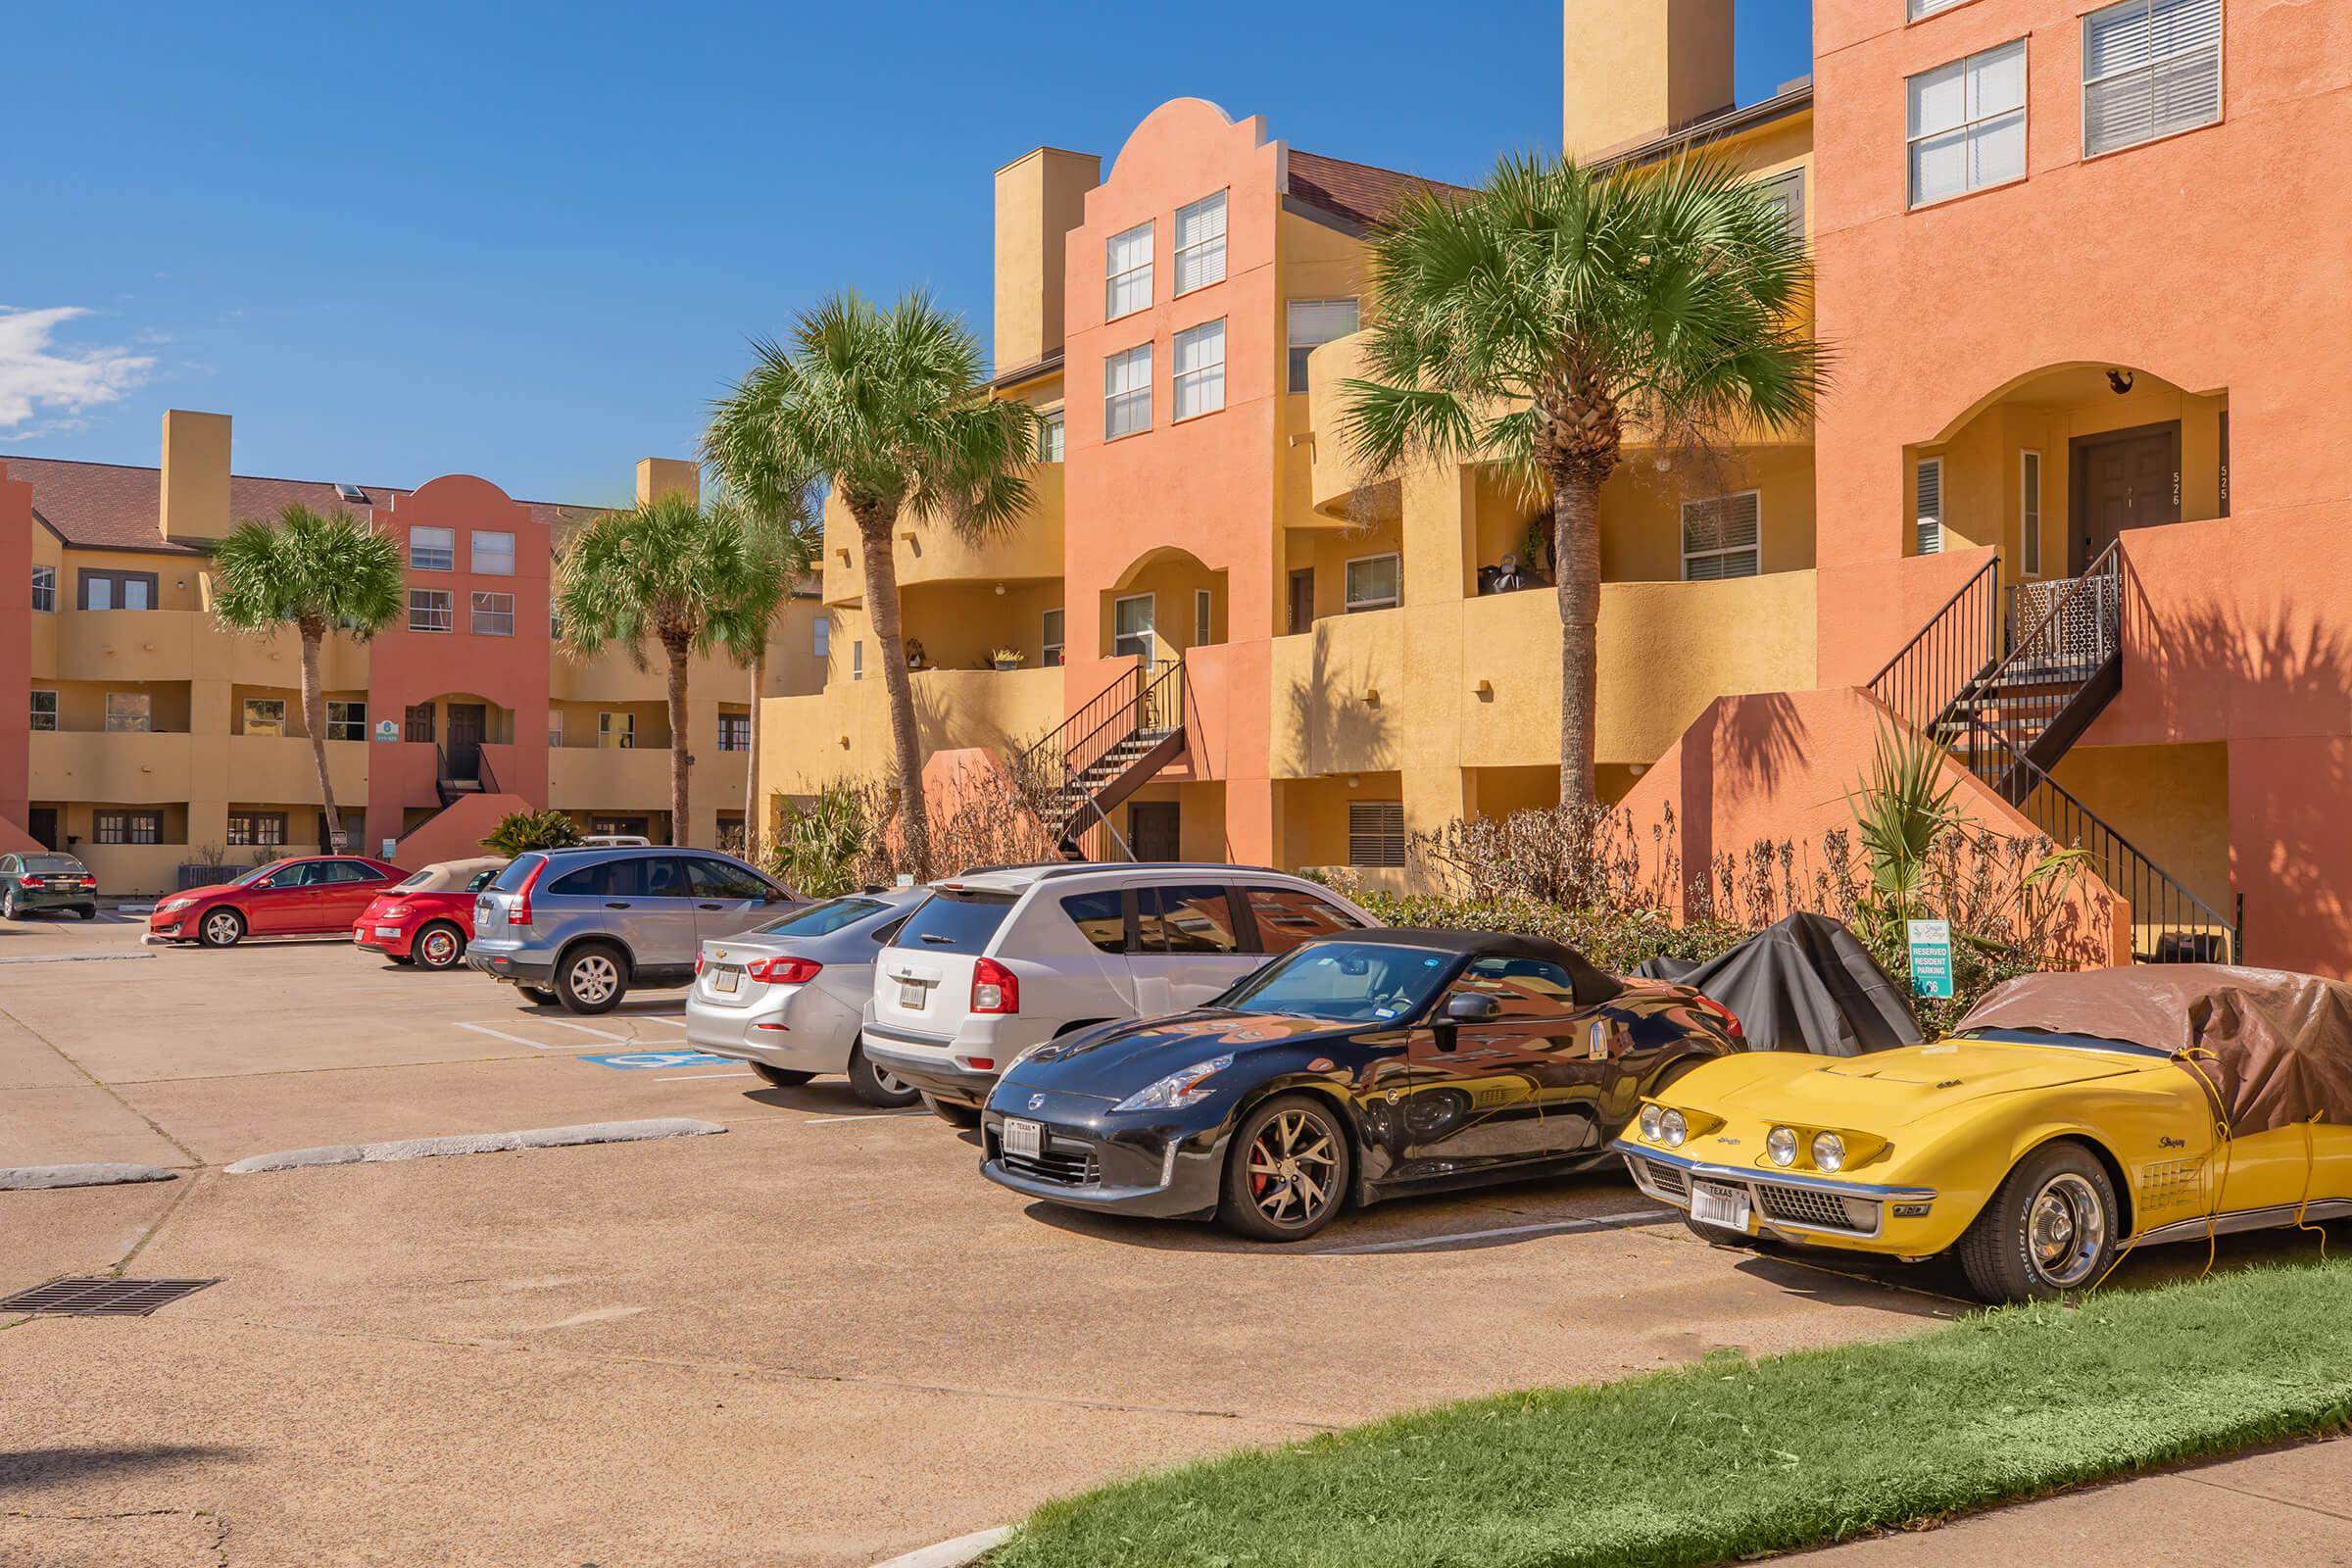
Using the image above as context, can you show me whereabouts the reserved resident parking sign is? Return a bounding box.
[1907,919,1954,1000]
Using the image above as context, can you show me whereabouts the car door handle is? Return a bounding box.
[605,902,631,909]
[698,902,723,910]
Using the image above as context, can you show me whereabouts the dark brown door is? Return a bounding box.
[2071,422,2180,573]
[1288,568,1315,635]
[446,704,487,778]
[27,808,58,850]
[1129,801,1180,861]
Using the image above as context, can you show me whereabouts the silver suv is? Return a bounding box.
[468,846,796,1013]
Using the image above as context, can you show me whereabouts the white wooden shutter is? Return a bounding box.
[1916,459,1945,556]
[1681,492,1761,580]
[2083,0,2222,158]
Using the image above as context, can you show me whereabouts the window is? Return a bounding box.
[893,888,1017,954]
[1104,221,1152,318]
[405,703,435,743]
[1344,553,1401,612]
[242,698,287,737]
[409,588,453,632]
[470,590,514,636]
[105,692,152,733]
[327,700,366,742]
[1136,884,1241,954]
[1681,491,1762,580]
[1287,299,1359,393]
[548,858,648,900]
[548,709,564,747]
[315,858,383,883]
[1041,608,1064,668]
[1060,891,1128,956]
[1172,318,1226,421]
[1194,589,1212,646]
[598,711,635,750]
[226,811,288,848]
[1751,170,1805,240]
[1347,800,1406,868]
[30,564,55,612]
[688,856,776,901]
[589,816,648,838]
[78,570,157,611]
[1244,886,1364,956]
[470,530,514,575]
[2021,451,2044,576]
[1452,956,1583,1021]
[717,713,752,752]
[852,641,864,681]
[1172,191,1227,295]
[1907,39,2027,207]
[1113,593,1155,662]
[95,809,163,845]
[2083,0,2222,158]
[1916,458,1945,555]
[1908,0,1972,18]
[1037,408,1065,462]
[409,526,456,571]
[813,615,830,659]
[1104,344,1152,438]
[29,690,59,731]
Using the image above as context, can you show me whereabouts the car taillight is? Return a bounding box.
[971,957,1018,1014]
[1696,994,1744,1042]
[694,954,704,976]
[508,858,547,925]
[746,956,822,985]
[20,876,44,888]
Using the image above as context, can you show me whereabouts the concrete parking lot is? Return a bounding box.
[1,915,2329,1567]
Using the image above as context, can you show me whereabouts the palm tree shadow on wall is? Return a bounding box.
[1676,690,1809,881]
[1283,624,1395,780]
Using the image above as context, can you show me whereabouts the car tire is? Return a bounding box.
[518,985,559,1006]
[387,953,415,965]
[197,908,246,949]
[555,943,627,1014]
[413,921,467,972]
[1,890,20,920]
[920,1093,981,1129]
[848,1045,920,1108]
[752,1064,816,1089]
[1957,1140,2121,1303]
[74,905,99,920]
[1218,1093,1353,1244]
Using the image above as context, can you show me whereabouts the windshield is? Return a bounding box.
[1955,1026,2171,1059]
[230,860,294,887]
[488,854,545,894]
[24,855,84,874]
[754,897,890,938]
[1214,941,1456,1024]
[394,870,433,891]
[892,890,1016,954]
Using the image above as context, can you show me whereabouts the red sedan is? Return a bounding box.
[353,857,509,971]
[148,855,405,948]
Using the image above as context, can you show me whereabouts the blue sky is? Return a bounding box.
[5,1,1813,507]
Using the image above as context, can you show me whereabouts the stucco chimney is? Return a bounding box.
[159,409,231,543]
[635,457,701,506]
[1562,0,1736,159]
[994,147,1101,374]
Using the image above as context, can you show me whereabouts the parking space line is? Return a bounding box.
[455,1021,569,1052]
[540,1019,632,1043]
[803,1111,930,1125]
[634,1016,689,1029]
[653,1071,756,1081]
[1311,1207,1670,1255]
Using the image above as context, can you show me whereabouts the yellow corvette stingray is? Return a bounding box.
[1614,964,2352,1302]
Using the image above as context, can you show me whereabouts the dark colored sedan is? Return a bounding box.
[1,852,100,920]
[980,928,1743,1242]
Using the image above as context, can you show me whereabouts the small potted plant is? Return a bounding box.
[991,648,1026,672]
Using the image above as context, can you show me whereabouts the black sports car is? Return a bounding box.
[979,928,1743,1241]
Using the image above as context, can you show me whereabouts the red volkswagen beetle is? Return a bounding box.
[148,855,404,948]
[353,857,509,971]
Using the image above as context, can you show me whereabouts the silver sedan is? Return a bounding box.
[684,889,928,1105]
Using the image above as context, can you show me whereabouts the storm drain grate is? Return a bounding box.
[0,1276,222,1317]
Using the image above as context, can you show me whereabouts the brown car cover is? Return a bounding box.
[1957,964,2352,1136]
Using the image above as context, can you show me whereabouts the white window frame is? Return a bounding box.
[1194,589,1213,646]
[548,709,564,748]
[1679,490,1763,581]
[409,526,456,572]
[1751,169,1805,241]
[1916,458,1946,556]
[30,564,56,612]
[409,587,453,632]
[852,641,863,681]
[1037,407,1065,462]
[105,691,153,733]
[1104,344,1152,439]
[1113,592,1156,663]
[1343,553,1402,613]
[1105,221,1153,320]
[326,700,367,742]
[598,710,636,750]
[1172,190,1228,296]
[470,529,515,575]
[1171,318,1226,422]
[1286,298,1360,394]
[470,589,515,636]
[1041,608,1064,667]
[242,697,287,737]
[1907,0,1974,19]
[29,689,58,731]
[2020,450,2044,576]
[813,615,830,659]
[1347,800,1406,869]
[1906,37,2028,209]
[2082,0,2223,160]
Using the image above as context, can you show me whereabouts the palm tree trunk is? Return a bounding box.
[663,634,692,847]
[744,642,765,861]
[1551,475,1603,808]
[857,515,930,881]
[300,624,341,848]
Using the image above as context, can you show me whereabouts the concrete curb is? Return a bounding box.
[224,1118,726,1175]
[0,1163,180,1192]
[870,1526,1014,1568]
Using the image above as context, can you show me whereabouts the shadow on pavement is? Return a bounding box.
[0,1445,247,1493]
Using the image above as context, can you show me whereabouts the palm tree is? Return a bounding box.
[553,492,768,848]
[709,493,819,861]
[1343,152,1825,806]
[210,503,406,851]
[705,290,1037,881]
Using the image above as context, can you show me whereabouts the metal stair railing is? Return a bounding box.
[1022,660,1187,837]
[1866,557,2002,735]
[1961,540,2124,770]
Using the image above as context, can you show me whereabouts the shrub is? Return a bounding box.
[481,808,583,858]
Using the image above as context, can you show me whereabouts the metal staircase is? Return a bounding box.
[1868,544,2239,962]
[1024,661,1187,852]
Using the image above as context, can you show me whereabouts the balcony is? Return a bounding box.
[821,465,1064,610]
[41,609,370,687]
[759,665,1065,797]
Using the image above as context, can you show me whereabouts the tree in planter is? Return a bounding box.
[705,290,1037,880]
[210,504,406,851]
[707,493,819,864]
[553,493,767,848]
[1342,152,1824,806]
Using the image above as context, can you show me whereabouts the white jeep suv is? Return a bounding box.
[860,863,1379,1124]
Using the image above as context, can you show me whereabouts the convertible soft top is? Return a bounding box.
[1344,927,1623,1003]
[1959,964,2352,1136]
[1635,912,1921,1056]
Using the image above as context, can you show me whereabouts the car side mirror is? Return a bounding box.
[763,888,790,904]
[253,877,275,890]
[1431,991,1500,1052]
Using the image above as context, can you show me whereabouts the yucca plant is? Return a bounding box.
[481,808,583,858]
[766,784,869,900]
[1846,722,1966,946]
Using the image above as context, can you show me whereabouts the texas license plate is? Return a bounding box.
[898,978,926,1009]
[1002,1118,1042,1160]
[712,968,740,994]
[1690,1180,1752,1231]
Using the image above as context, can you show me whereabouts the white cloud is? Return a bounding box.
[0,306,156,430]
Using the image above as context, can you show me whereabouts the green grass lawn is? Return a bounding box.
[993,1259,2352,1567]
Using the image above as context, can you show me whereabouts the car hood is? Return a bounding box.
[165,882,242,905]
[1003,1009,1361,1097]
[1701,1039,2150,1128]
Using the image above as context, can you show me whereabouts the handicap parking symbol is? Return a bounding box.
[581,1051,738,1071]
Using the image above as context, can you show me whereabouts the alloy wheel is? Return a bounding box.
[1246,1107,1342,1230]
[2026,1172,2108,1289]
[568,954,619,1005]
[418,928,459,967]
[203,911,241,946]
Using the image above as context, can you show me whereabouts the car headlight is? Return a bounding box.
[160,898,193,912]
[1639,1103,1663,1141]
[1767,1126,1798,1166]
[1659,1108,1688,1148]
[1112,1054,1234,1113]
[1812,1131,1846,1173]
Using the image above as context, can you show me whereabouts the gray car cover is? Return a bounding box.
[1635,912,1921,1056]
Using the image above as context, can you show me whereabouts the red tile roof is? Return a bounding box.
[1286,150,1468,231]
[0,454,602,554]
